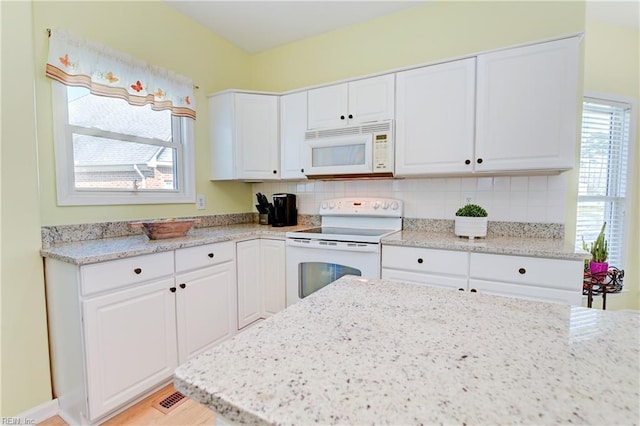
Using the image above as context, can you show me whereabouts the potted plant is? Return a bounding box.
[455,203,488,240]
[582,222,609,280]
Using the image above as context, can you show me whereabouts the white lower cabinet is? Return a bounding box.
[261,239,287,316]
[381,245,468,290]
[175,242,237,361]
[83,278,178,420]
[236,238,286,329]
[468,252,583,305]
[382,245,583,305]
[236,239,262,328]
[45,242,237,425]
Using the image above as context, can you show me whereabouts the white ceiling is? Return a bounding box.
[163,1,425,53]
[164,1,639,54]
[585,0,640,29]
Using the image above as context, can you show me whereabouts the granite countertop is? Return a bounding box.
[40,223,308,265]
[41,222,587,265]
[382,230,588,261]
[174,275,639,426]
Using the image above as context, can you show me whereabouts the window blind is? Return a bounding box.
[575,97,631,267]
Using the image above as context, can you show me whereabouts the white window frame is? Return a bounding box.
[576,92,637,269]
[51,81,196,206]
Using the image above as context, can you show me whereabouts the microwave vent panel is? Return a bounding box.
[305,121,392,141]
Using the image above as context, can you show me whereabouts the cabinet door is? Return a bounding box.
[395,58,476,176]
[307,83,348,130]
[175,262,237,362]
[83,278,177,420]
[348,74,395,125]
[475,37,580,172]
[469,279,582,305]
[209,93,235,180]
[280,91,308,179]
[261,239,286,317]
[235,93,279,180]
[236,240,262,329]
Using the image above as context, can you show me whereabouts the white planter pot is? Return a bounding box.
[455,216,488,240]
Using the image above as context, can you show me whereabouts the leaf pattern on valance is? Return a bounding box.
[46,29,196,119]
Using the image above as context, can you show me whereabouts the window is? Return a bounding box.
[46,28,196,206]
[52,82,195,205]
[575,95,634,268]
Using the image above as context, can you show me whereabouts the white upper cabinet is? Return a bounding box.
[280,91,308,179]
[307,74,394,130]
[395,58,476,175]
[210,92,280,181]
[475,37,580,172]
[394,36,580,176]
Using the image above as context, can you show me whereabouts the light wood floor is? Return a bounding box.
[38,384,216,425]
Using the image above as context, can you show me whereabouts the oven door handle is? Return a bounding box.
[286,238,379,253]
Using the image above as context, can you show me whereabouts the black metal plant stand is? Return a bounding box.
[583,266,624,310]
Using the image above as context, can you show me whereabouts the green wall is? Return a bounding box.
[1,0,53,416]
[249,1,586,91]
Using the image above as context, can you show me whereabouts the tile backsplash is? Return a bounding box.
[253,174,568,223]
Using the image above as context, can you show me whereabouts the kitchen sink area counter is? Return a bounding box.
[41,223,309,265]
[382,230,587,261]
[174,275,639,425]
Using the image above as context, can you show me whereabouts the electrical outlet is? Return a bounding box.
[464,195,473,205]
[196,194,206,210]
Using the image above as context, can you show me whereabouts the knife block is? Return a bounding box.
[259,213,270,225]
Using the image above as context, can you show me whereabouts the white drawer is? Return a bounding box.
[469,253,583,291]
[382,246,469,275]
[175,241,234,273]
[382,268,467,290]
[81,251,174,296]
[469,279,582,306]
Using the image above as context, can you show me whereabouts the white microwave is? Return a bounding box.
[303,121,394,179]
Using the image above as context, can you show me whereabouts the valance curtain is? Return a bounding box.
[46,28,196,119]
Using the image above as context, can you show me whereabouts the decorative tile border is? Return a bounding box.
[402,218,564,239]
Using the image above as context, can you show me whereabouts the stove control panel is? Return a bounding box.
[319,198,403,217]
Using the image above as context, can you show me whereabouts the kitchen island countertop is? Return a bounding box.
[174,275,639,426]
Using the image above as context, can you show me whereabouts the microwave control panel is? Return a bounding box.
[372,132,392,171]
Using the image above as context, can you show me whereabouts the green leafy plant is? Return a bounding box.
[582,222,608,263]
[455,203,488,218]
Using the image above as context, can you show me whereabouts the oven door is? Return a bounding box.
[285,238,381,306]
[304,134,373,176]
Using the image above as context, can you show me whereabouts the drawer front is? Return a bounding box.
[81,251,174,296]
[382,246,469,275]
[469,253,583,291]
[175,241,234,273]
[469,279,582,306]
[382,268,467,291]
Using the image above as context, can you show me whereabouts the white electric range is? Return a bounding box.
[285,197,403,306]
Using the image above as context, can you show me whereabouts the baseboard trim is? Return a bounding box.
[15,398,58,423]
